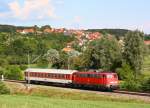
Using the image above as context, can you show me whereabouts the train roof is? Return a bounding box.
[74,72,116,75]
[25,68,78,74]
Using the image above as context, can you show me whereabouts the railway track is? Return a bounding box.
[113,90,150,97]
[4,79,26,83]
[4,79,150,97]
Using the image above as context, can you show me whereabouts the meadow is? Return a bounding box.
[0,95,150,108]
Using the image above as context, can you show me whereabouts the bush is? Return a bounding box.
[117,63,143,91]
[37,58,48,68]
[0,67,5,75]
[116,63,134,80]
[0,81,10,94]
[120,79,142,91]
[19,65,27,70]
[5,65,23,80]
[141,77,150,92]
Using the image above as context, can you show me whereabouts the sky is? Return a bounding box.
[0,0,150,33]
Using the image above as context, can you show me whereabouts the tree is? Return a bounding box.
[67,50,81,69]
[41,25,51,31]
[46,49,60,68]
[82,36,121,71]
[123,30,144,78]
[5,66,23,80]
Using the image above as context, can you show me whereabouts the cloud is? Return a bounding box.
[0,0,57,20]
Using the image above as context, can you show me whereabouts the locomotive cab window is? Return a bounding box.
[107,75,113,78]
[103,75,106,78]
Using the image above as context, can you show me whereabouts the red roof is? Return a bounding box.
[144,40,150,45]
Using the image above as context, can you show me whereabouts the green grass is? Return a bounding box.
[0,95,150,108]
[4,82,149,104]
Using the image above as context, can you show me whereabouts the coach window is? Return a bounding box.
[33,73,35,76]
[35,73,37,77]
[46,73,48,78]
[44,73,47,78]
[32,73,34,77]
[56,74,58,78]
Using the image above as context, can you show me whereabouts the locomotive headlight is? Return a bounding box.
[110,81,117,84]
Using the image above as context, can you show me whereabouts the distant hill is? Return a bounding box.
[0,25,149,40]
[0,24,34,33]
[87,29,131,37]
[0,24,16,33]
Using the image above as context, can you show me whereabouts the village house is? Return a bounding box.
[62,46,74,52]
[43,28,52,33]
[16,28,35,34]
[86,32,102,41]
[144,40,150,45]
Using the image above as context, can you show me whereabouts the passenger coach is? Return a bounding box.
[25,68,77,84]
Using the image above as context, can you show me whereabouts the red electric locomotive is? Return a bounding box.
[25,68,119,90]
[72,72,119,90]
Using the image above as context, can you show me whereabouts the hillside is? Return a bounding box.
[0,25,16,33]
[0,24,150,39]
[87,29,131,37]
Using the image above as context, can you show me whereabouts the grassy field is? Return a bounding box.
[0,95,150,108]
[4,81,150,103]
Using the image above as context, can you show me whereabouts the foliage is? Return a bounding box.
[0,81,10,94]
[0,67,5,75]
[19,65,28,70]
[123,30,145,78]
[37,58,48,68]
[46,49,60,68]
[0,58,8,67]
[41,25,51,31]
[120,79,142,91]
[81,36,121,71]
[5,66,23,80]
[144,34,150,40]
[141,77,150,92]
[0,24,16,33]
[117,63,144,91]
[116,63,134,80]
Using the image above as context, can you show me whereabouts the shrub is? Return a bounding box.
[37,58,48,68]
[117,63,142,91]
[116,63,134,80]
[120,79,142,91]
[0,81,10,94]
[19,65,27,70]
[141,77,150,92]
[5,65,23,80]
[0,67,5,75]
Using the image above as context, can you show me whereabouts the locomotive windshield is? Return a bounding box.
[107,75,113,78]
